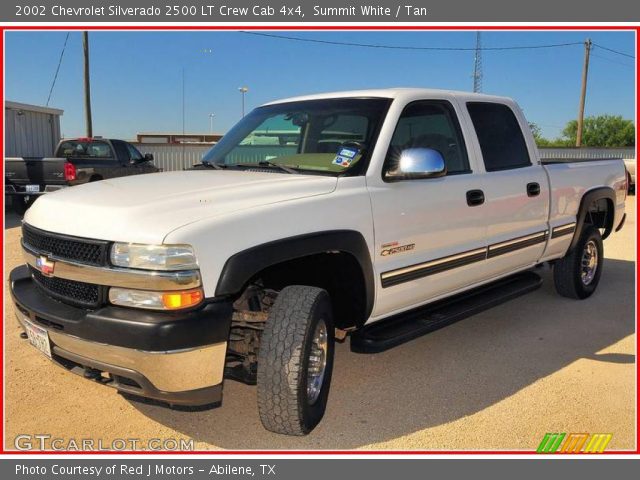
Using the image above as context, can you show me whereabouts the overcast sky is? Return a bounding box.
[4,30,635,140]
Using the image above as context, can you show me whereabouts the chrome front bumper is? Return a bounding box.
[11,264,233,407]
[15,311,226,405]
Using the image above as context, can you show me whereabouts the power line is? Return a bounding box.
[592,43,635,59]
[46,32,70,106]
[590,52,634,68]
[240,31,583,52]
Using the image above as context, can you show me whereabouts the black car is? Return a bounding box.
[5,137,160,214]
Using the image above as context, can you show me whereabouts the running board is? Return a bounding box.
[351,271,543,354]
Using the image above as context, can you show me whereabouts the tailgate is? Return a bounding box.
[5,158,67,186]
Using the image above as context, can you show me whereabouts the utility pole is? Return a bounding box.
[209,113,215,134]
[82,32,93,137]
[181,67,185,164]
[472,32,483,93]
[576,38,592,147]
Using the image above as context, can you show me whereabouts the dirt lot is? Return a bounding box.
[3,199,636,451]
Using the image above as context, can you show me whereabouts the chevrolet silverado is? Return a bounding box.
[10,89,627,436]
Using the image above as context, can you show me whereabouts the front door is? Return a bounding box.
[368,99,488,318]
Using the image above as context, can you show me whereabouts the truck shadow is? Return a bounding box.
[128,259,635,450]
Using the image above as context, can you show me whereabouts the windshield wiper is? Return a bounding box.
[201,161,226,170]
[256,161,297,174]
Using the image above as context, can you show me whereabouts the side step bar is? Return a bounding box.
[351,271,543,354]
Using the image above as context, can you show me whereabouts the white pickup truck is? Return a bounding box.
[10,88,627,436]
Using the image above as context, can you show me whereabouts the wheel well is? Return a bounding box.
[584,197,614,239]
[246,252,368,331]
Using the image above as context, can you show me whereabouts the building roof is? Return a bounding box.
[5,101,64,116]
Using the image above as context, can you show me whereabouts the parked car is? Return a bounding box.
[10,89,627,436]
[5,137,159,214]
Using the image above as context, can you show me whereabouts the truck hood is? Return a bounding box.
[24,170,338,244]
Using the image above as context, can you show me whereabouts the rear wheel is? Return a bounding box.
[257,285,334,435]
[553,226,603,299]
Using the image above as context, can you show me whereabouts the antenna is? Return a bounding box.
[472,32,483,93]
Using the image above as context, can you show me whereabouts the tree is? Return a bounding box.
[529,122,554,147]
[562,115,635,147]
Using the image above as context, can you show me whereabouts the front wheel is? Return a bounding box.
[257,285,335,435]
[553,226,603,299]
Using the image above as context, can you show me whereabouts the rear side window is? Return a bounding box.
[467,102,531,171]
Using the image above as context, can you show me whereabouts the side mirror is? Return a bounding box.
[144,153,154,162]
[385,148,447,181]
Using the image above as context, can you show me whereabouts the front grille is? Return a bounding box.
[30,267,105,308]
[22,223,109,266]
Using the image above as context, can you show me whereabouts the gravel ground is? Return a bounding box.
[3,198,636,451]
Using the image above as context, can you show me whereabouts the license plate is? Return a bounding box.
[25,184,40,193]
[22,317,52,359]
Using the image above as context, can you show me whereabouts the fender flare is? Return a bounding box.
[215,230,375,319]
[568,186,616,252]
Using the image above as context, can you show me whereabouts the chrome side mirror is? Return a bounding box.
[386,148,447,181]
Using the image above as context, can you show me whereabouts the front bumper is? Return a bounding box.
[10,265,233,406]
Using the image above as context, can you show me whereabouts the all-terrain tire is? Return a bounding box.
[257,285,335,436]
[553,226,603,299]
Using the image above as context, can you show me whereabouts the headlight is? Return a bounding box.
[110,243,198,270]
[109,287,204,310]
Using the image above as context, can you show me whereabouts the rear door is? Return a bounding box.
[464,101,549,278]
[368,99,489,317]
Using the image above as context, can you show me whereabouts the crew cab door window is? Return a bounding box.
[384,100,470,176]
[466,102,531,171]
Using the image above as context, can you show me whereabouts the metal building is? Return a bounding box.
[5,101,63,157]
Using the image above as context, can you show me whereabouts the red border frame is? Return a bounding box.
[1,24,638,456]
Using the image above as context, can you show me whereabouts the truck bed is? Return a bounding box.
[5,157,68,190]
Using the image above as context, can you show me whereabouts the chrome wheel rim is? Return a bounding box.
[307,319,328,405]
[581,240,598,285]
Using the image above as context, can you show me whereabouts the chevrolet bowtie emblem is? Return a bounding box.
[35,255,55,277]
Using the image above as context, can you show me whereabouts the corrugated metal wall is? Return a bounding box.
[538,147,635,160]
[132,144,210,172]
[136,143,636,173]
[5,106,62,157]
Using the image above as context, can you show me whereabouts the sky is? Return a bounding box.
[4,30,636,140]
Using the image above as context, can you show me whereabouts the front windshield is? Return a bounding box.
[202,98,391,174]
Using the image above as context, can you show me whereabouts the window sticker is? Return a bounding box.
[332,146,360,167]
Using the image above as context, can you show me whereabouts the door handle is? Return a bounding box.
[527,182,541,197]
[466,189,485,207]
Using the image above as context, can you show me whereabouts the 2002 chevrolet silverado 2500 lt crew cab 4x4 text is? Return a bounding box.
[10,89,627,436]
